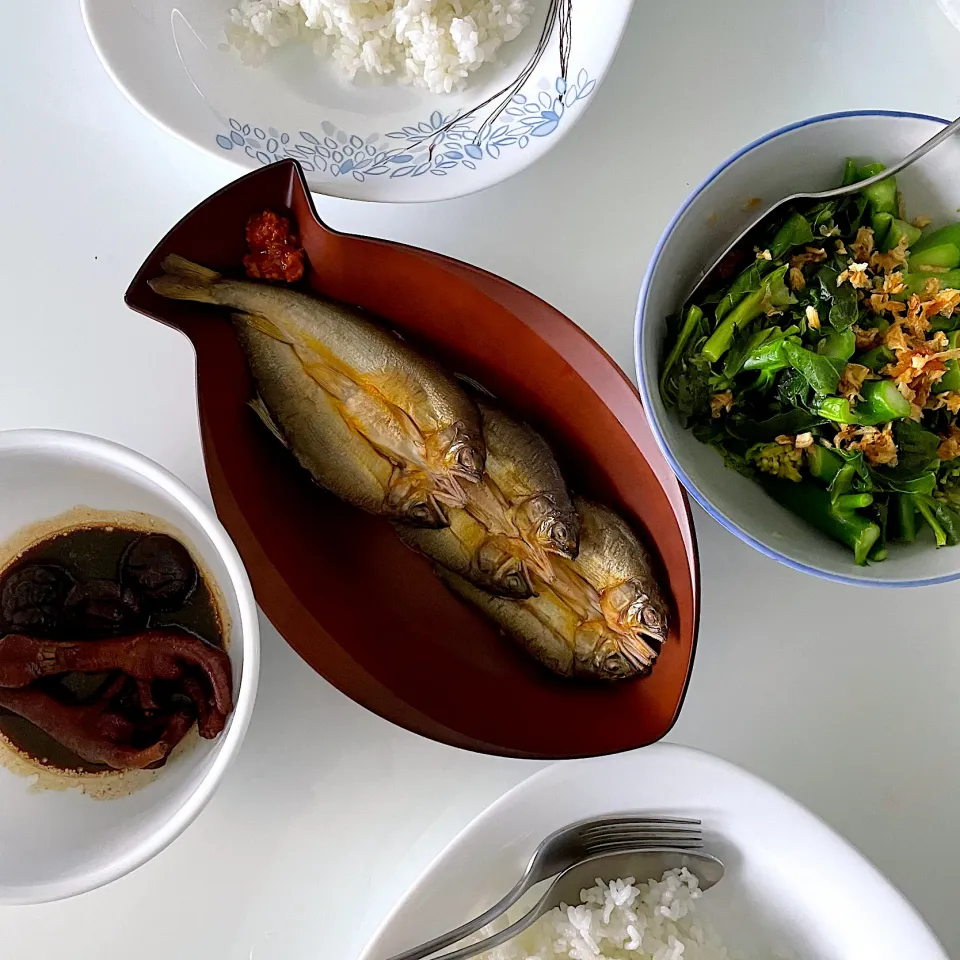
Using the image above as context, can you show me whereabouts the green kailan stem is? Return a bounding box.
[764,478,880,565]
[816,381,912,426]
[660,304,704,396]
[702,264,795,363]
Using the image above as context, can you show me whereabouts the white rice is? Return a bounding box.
[472,869,733,960]
[227,0,533,94]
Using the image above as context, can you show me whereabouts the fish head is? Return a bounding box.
[602,581,670,646]
[573,621,651,681]
[515,495,580,559]
[474,536,535,599]
[385,473,449,528]
[432,421,485,483]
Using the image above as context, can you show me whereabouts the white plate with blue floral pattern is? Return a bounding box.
[81,0,634,202]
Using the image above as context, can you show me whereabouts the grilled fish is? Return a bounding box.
[148,256,484,523]
[394,510,534,599]
[562,498,669,648]
[474,403,579,559]
[435,567,650,680]
[239,325,446,524]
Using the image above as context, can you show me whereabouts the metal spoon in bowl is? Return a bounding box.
[684,113,960,306]
[418,849,725,960]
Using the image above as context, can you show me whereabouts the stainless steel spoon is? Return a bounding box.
[685,113,960,305]
[420,849,725,960]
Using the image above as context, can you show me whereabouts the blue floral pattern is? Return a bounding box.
[214,70,595,182]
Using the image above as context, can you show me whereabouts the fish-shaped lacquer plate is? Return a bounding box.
[125,159,698,759]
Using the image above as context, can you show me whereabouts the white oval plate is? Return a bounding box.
[359,744,947,960]
[81,0,633,202]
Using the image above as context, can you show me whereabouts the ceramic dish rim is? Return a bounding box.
[79,0,636,204]
[356,741,949,960]
[635,109,953,589]
[0,427,260,905]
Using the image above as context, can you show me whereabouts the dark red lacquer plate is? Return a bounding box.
[126,160,699,759]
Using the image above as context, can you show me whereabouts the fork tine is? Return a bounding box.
[582,827,703,843]
[585,837,704,850]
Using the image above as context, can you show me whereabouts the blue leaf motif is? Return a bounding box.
[538,91,552,108]
[464,143,483,159]
[242,124,251,135]
[412,161,431,176]
[463,160,476,170]
[350,135,363,149]
[577,68,588,89]
[367,164,391,176]
[444,151,463,160]
[366,144,376,156]
[389,153,414,163]
[266,137,278,153]
[216,134,233,150]
[245,136,261,148]
[229,118,242,132]
[255,150,271,164]
[540,110,559,123]
[254,127,266,140]
[300,131,320,145]
[486,143,501,159]
[518,135,529,149]
[430,168,448,176]
[513,93,527,104]
[353,171,366,182]
[324,136,338,150]
[435,159,457,170]
[340,159,354,173]
[386,132,409,140]
[229,131,243,146]
[390,165,415,178]
[577,79,596,99]
[555,77,566,95]
[299,159,316,172]
[530,118,558,137]
[401,126,420,137]
[505,107,525,117]
[332,150,344,163]
[280,132,290,144]
[344,144,355,157]
[493,137,517,147]
[430,110,443,129]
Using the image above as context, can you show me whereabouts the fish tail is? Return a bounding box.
[147,255,222,303]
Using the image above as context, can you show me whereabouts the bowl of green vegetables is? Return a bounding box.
[637,110,960,585]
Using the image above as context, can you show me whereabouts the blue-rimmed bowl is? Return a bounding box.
[636,110,960,587]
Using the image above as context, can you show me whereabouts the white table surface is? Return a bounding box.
[2,2,959,957]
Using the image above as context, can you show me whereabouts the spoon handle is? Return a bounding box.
[418,901,546,960]
[384,865,535,960]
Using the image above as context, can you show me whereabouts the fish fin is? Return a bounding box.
[234,311,292,344]
[147,255,222,303]
[248,396,289,449]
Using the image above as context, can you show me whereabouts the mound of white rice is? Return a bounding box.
[227,0,533,94]
[472,869,732,960]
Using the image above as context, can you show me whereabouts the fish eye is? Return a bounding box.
[457,446,482,475]
[408,502,434,523]
[642,606,663,628]
[550,521,568,543]
[602,653,629,676]
[503,571,526,594]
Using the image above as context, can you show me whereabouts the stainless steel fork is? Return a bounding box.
[385,815,703,960]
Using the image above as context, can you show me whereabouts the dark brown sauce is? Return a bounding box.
[0,525,222,773]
